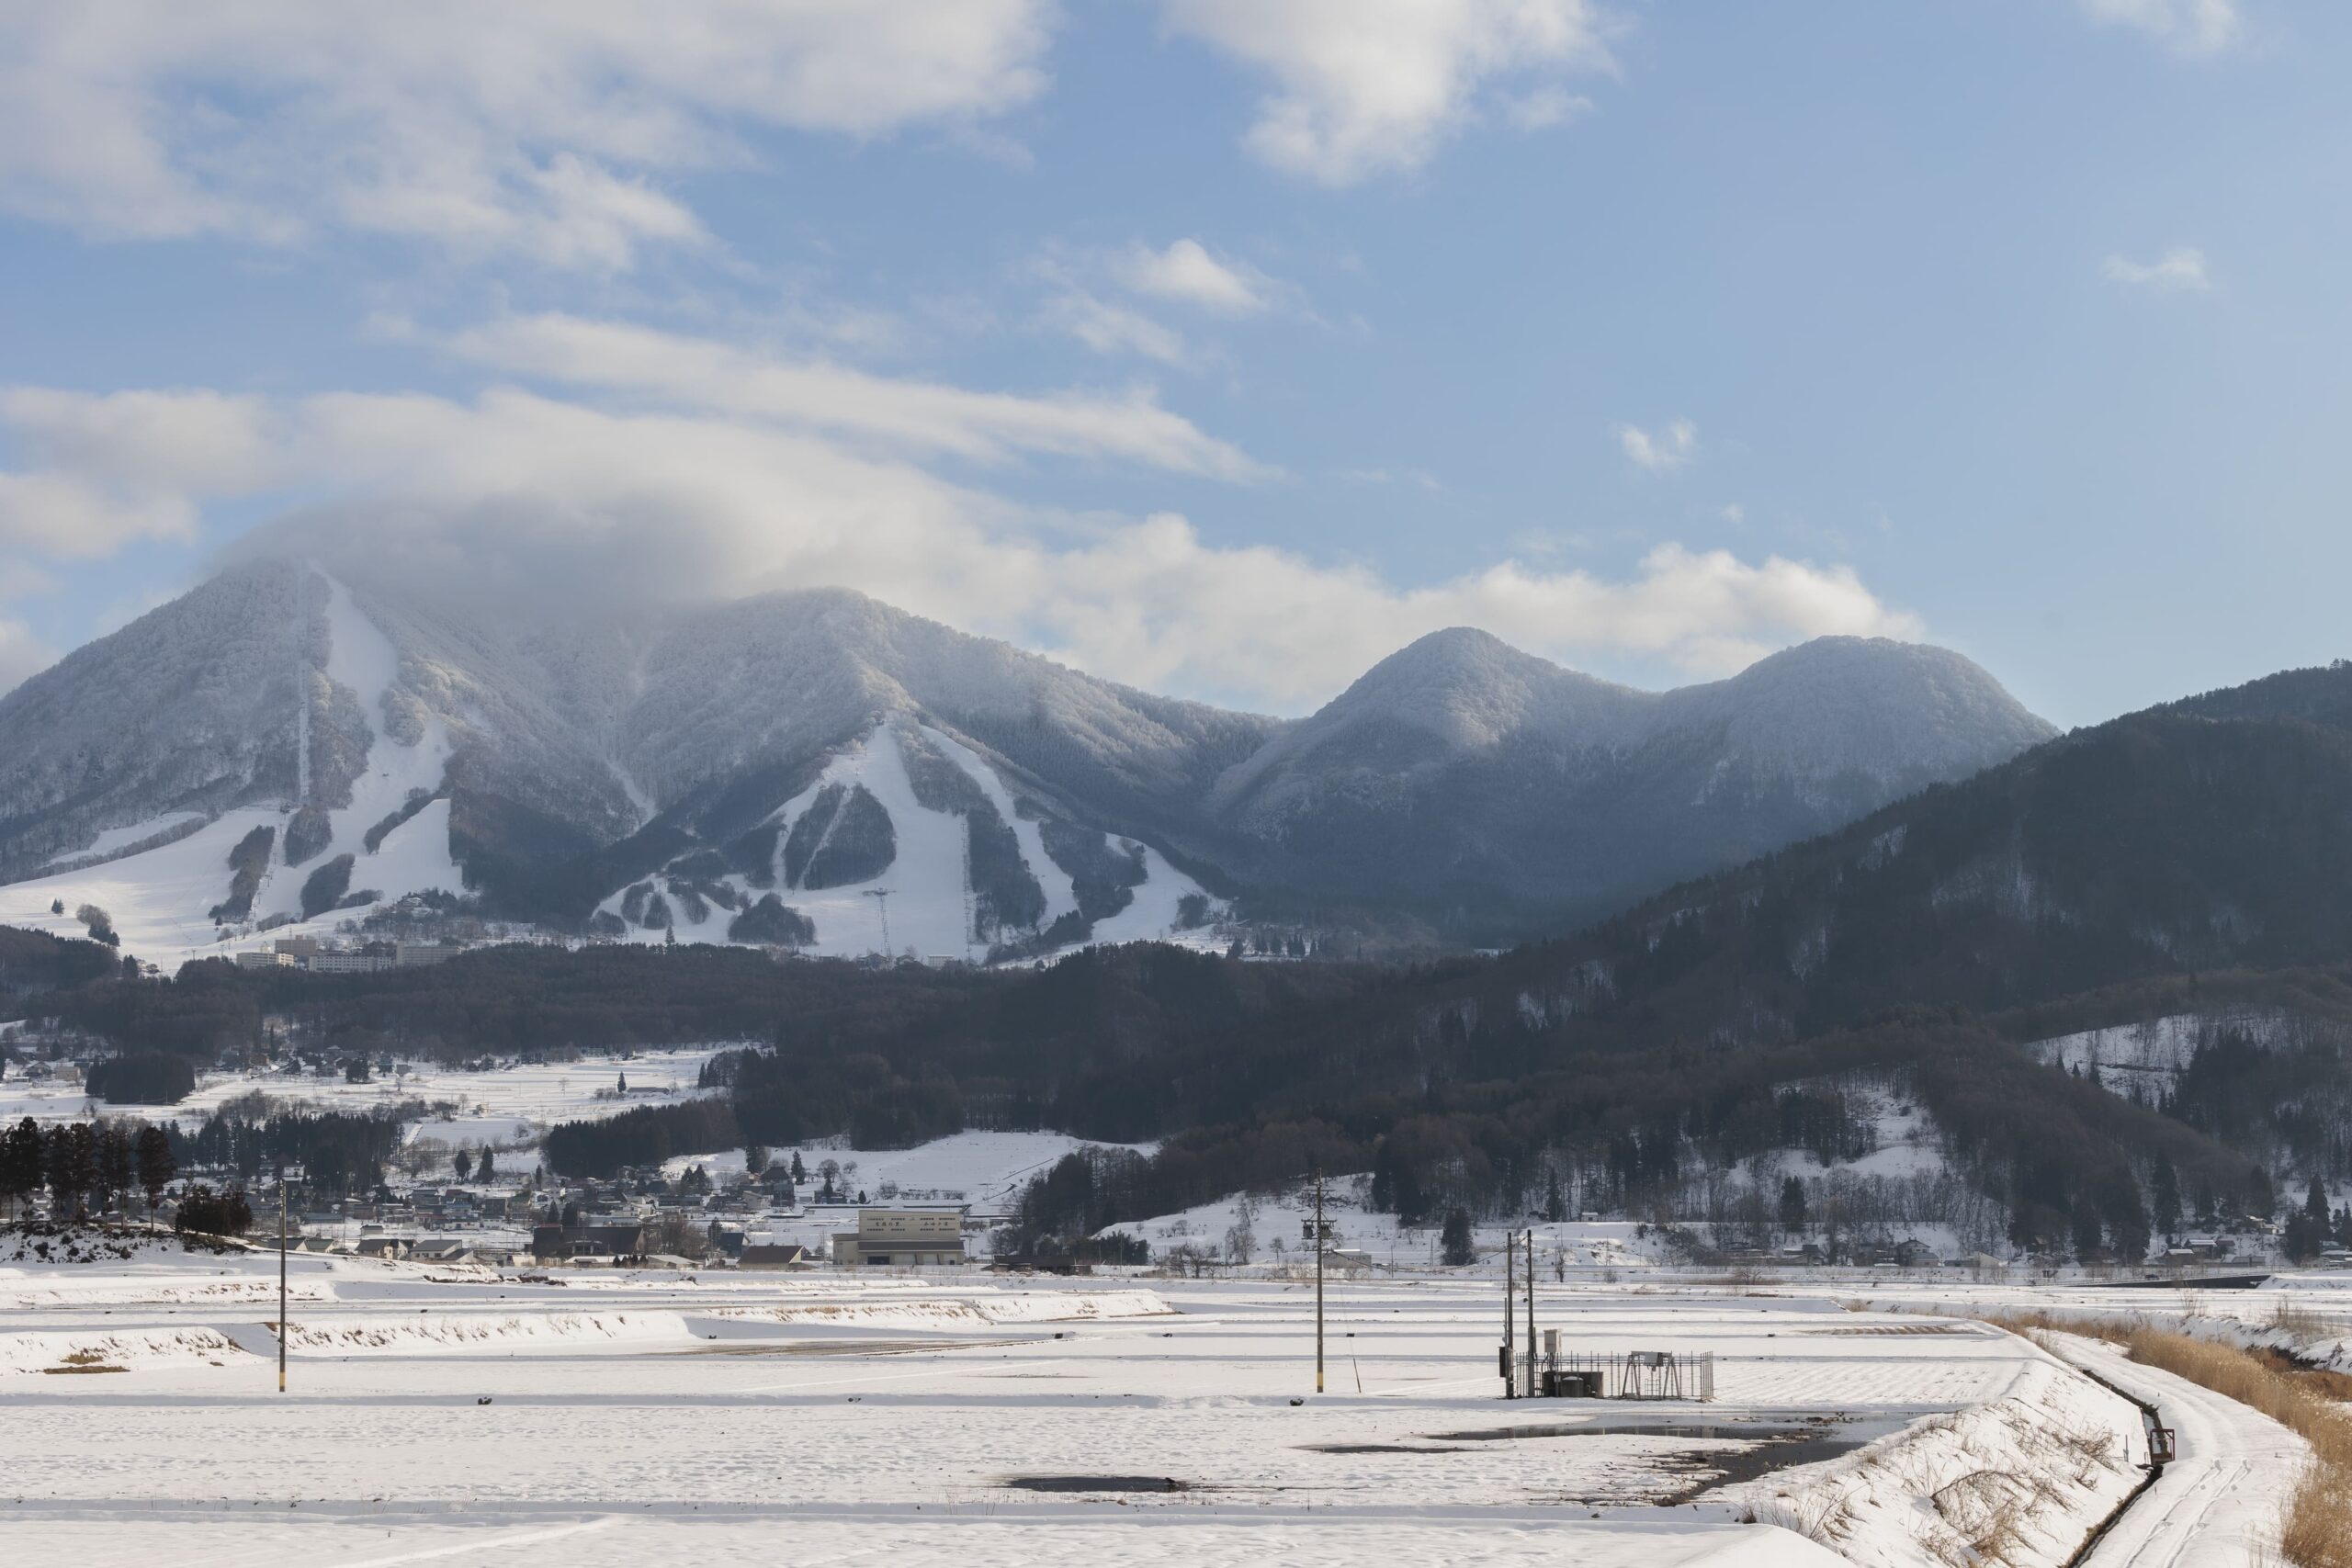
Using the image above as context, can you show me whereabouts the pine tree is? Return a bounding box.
[2152,1151,2181,1236]
[1779,1176,1807,1235]
[790,1152,807,1183]
[477,1147,496,1182]
[453,1148,473,1182]
[135,1125,175,1214]
[1440,1207,1475,1267]
[1,1118,43,1216]
[49,1122,97,1221]
[96,1124,132,1213]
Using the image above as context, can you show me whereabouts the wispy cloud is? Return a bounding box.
[2103,246,2213,293]
[1615,417,1697,473]
[442,313,1272,480]
[2076,0,2241,57]
[1041,293,1192,367]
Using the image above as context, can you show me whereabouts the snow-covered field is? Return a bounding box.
[0,1044,734,1134]
[670,1129,1151,1212]
[1,1239,2289,1567]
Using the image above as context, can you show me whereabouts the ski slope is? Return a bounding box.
[0,573,466,968]
[596,718,1216,961]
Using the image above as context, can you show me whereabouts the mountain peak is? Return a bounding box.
[1665,636,2059,781]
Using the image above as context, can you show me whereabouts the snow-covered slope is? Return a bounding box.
[594,719,1216,961]
[0,568,469,961]
[1204,630,2057,936]
[0,555,2057,960]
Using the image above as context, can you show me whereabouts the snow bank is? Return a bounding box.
[0,1325,243,1377]
[0,1272,334,1310]
[715,1288,1173,1331]
[1750,1356,2143,1568]
[277,1310,698,1355]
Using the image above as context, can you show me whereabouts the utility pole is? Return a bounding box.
[1502,1226,1515,1398]
[1524,1229,1535,1397]
[1313,1169,1326,1394]
[277,1174,288,1394]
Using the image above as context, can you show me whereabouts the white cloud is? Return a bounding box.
[2076,0,2241,56]
[2102,246,2212,293]
[2,365,1917,712]
[1117,239,1273,314]
[0,615,56,695]
[0,387,279,494]
[0,472,199,560]
[0,1,1056,268]
[1615,417,1697,473]
[1159,0,1615,184]
[1042,294,1193,367]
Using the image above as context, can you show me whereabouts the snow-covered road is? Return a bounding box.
[2055,1337,2308,1568]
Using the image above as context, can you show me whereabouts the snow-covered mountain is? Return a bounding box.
[1204,628,2057,938]
[0,558,2054,964]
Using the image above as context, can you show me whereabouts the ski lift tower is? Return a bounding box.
[864,888,892,954]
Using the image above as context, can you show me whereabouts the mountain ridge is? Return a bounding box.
[0,556,2054,961]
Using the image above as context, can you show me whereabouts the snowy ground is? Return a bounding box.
[0,1044,734,1138]
[0,1242,2222,1567]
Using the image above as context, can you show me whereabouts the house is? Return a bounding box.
[831,1208,967,1267]
[738,1244,816,1269]
[530,1222,648,1261]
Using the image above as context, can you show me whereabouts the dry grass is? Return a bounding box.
[1974,1310,2352,1568]
[2109,1325,2352,1568]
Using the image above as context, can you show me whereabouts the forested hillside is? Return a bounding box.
[16,665,2352,1257]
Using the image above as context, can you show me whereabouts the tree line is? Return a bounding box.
[1,1117,176,1221]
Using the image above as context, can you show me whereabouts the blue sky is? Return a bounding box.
[0,0,2341,724]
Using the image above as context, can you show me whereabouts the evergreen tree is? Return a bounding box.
[790,1151,808,1183]
[2070,1198,2104,1262]
[453,1148,473,1182]
[1440,1207,1475,1267]
[1778,1175,1807,1235]
[2287,1177,2334,1260]
[2152,1152,2181,1236]
[744,1144,770,1177]
[1,1118,43,1216]
[1543,1168,1566,1224]
[477,1147,496,1182]
[47,1122,97,1220]
[135,1125,175,1213]
[96,1123,132,1213]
